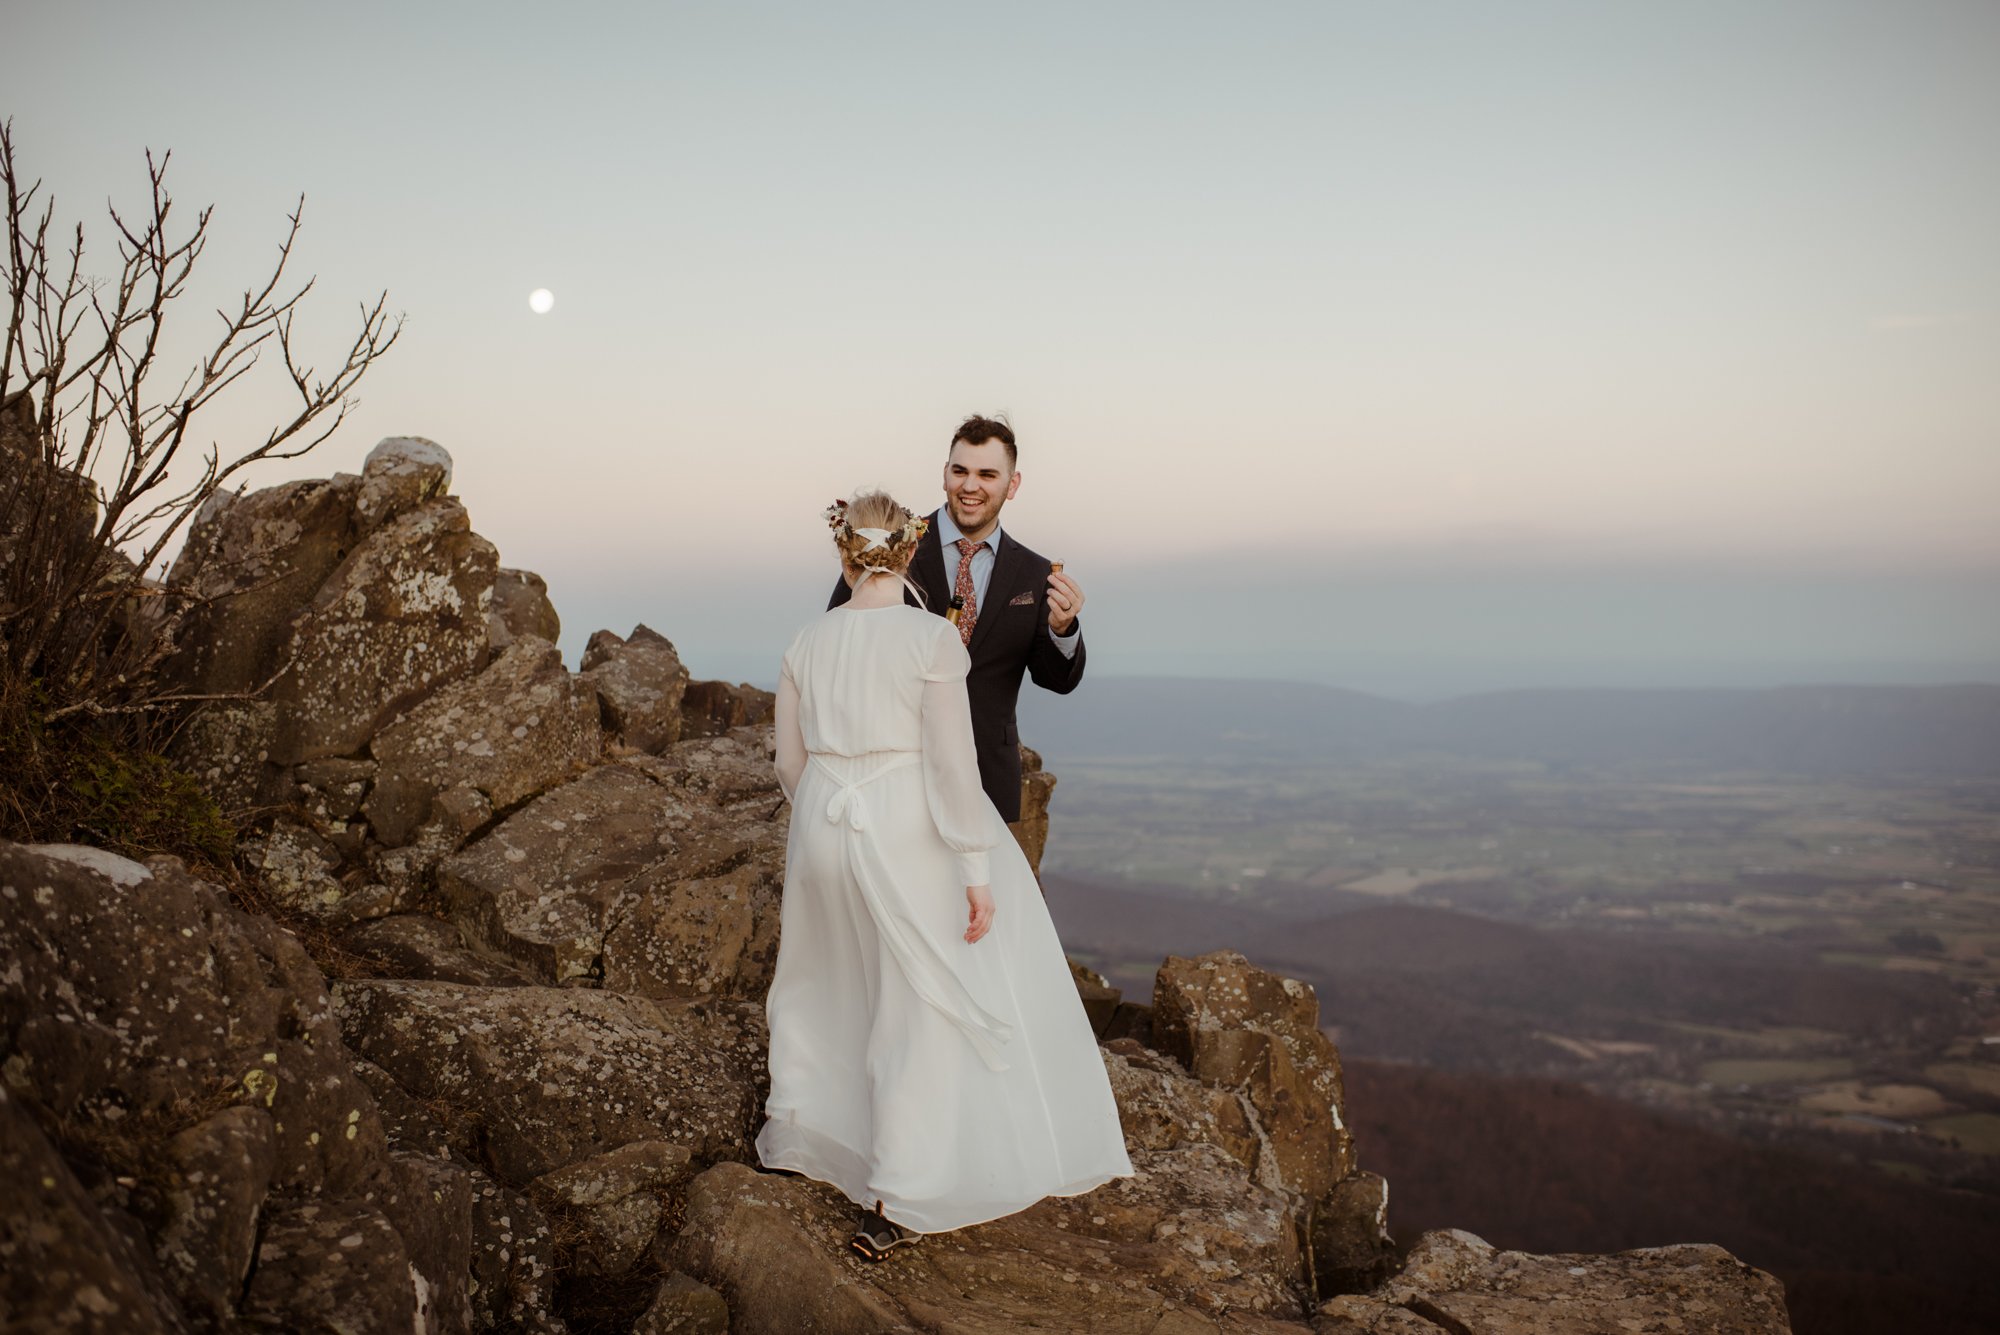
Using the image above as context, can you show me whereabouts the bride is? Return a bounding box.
[754,489,1133,1261]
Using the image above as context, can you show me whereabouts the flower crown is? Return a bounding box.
[823,498,929,555]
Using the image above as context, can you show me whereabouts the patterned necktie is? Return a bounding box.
[953,537,984,646]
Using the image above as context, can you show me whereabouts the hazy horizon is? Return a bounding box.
[552,508,2000,700]
[10,0,1996,698]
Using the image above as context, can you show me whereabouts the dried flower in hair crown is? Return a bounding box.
[824,498,929,551]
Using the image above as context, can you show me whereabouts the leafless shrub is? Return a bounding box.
[1,118,401,715]
[0,119,400,851]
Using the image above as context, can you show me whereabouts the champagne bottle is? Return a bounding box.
[946,594,966,625]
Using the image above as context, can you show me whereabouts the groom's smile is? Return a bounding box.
[942,437,1021,543]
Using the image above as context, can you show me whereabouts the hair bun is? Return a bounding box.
[827,490,928,564]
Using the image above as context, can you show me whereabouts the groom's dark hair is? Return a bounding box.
[950,414,1016,468]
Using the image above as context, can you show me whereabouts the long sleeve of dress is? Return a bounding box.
[919,625,996,887]
[773,661,805,802]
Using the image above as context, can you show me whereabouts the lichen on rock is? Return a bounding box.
[365,634,601,848]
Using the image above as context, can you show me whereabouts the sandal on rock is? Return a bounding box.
[849,1205,917,1262]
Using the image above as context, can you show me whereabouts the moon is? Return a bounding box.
[528,288,555,314]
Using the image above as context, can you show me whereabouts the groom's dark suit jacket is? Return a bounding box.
[827,510,1084,822]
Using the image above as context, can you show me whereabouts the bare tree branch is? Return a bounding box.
[0,120,401,735]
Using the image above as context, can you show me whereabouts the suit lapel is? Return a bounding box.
[968,528,1024,659]
[914,512,950,612]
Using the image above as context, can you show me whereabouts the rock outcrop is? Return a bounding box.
[582,624,692,754]
[436,736,786,991]
[1152,950,1397,1294]
[164,473,362,697]
[0,436,1795,1334]
[0,841,437,1331]
[1013,742,1057,876]
[362,634,599,847]
[678,678,775,739]
[1315,1228,1794,1334]
[271,495,499,764]
[332,980,764,1182]
[488,566,563,650]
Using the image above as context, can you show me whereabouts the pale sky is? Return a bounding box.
[10,1,1997,697]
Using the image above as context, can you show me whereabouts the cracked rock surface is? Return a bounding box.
[272,496,498,765]
[331,979,765,1183]
[365,634,600,848]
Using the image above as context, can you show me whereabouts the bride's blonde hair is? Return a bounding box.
[827,490,928,581]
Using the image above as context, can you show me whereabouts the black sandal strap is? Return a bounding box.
[850,1207,915,1260]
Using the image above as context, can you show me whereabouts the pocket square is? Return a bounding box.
[1008,591,1036,606]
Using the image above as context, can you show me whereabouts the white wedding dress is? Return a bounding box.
[754,601,1133,1233]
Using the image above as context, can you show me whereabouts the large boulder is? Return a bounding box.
[468,1175,564,1327]
[239,1200,421,1334]
[0,1083,180,1335]
[0,843,392,1197]
[1153,951,1358,1201]
[601,863,780,1000]
[152,1104,278,1324]
[528,1139,694,1278]
[634,1272,730,1335]
[161,473,361,694]
[350,1054,562,1334]
[670,1156,1313,1335]
[600,733,788,1001]
[581,624,691,754]
[364,635,601,847]
[272,496,498,764]
[672,1038,1319,1333]
[627,726,783,808]
[378,1151,478,1335]
[0,840,480,1333]
[1315,1228,1794,1334]
[168,698,283,818]
[1152,951,1391,1296]
[355,434,453,536]
[679,679,775,739]
[331,978,765,1184]
[1316,1170,1395,1296]
[441,732,786,992]
[439,762,695,984]
[488,567,561,650]
[468,1173,563,1333]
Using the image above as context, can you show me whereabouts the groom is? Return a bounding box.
[827,415,1086,825]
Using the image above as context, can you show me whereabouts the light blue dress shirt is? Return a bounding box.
[932,508,1079,659]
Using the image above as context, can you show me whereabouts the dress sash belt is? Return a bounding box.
[807,751,1015,1071]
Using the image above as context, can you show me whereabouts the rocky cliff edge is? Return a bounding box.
[0,437,1793,1333]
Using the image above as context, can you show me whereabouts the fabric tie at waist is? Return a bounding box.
[804,749,1014,1071]
[810,751,923,830]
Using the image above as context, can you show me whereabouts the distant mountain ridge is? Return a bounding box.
[1021,677,2000,776]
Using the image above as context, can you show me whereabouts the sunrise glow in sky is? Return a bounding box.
[10,1,1996,695]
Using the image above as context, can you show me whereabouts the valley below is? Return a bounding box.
[1027,680,2000,1331]
[1042,754,2000,1193]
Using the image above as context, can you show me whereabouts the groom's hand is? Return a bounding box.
[1047,569,1084,635]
